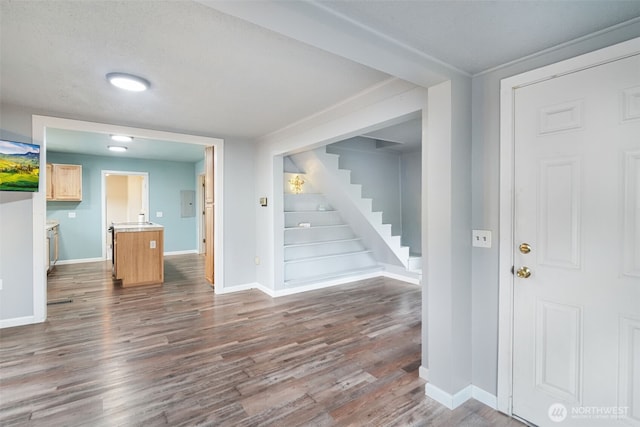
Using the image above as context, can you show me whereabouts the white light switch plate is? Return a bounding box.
[150,240,156,249]
[68,212,76,218]
[156,211,163,218]
[472,230,492,248]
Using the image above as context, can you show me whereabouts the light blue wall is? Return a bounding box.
[47,152,198,261]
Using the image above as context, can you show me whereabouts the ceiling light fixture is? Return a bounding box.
[111,135,133,143]
[106,72,150,92]
[108,145,128,152]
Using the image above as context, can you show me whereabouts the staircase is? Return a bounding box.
[283,191,382,287]
[289,148,416,270]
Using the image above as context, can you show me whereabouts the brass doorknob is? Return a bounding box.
[516,266,531,278]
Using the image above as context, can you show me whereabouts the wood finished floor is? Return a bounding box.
[0,255,522,427]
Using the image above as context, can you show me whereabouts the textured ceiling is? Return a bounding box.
[0,1,389,140]
[1,0,639,162]
[316,0,640,75]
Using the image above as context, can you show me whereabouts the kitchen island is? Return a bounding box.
[112,222,164,287]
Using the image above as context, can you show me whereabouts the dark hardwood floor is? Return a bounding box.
[0,255,521,426]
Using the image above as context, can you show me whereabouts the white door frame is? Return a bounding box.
[497,37,640,414]
[31,115,225,324]
[101,170,150,260]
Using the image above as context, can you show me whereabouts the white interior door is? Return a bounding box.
[512,54,640,426]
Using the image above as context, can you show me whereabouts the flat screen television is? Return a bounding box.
[0,139,41,192]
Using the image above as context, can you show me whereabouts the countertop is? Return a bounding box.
[111,222,164,232]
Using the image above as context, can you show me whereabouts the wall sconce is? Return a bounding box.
[288,175,305,194]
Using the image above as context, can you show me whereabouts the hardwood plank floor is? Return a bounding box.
[0,255,522,426]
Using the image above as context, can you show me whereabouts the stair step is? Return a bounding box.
[284,266,384,288]
[284,210,336,213]
[284,250,373,264]
[284,210,343,227]
[284,237,361,248]
[284,224,349,231]
[284,238,366,261]
[284,224,355,245]
[284,250,377,281]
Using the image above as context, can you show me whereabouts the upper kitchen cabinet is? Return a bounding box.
[47,163,82,201]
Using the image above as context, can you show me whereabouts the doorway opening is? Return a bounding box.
[102,171,149,260]
[32,115,225,324]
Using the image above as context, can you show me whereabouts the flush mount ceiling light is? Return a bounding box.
[111,134,133,143]
[108,145,128,152]
[106,72,150,92]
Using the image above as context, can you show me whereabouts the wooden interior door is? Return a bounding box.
[512,54,640,426]
[204,146,215,285]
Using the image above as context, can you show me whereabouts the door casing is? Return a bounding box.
[497,36,640,415]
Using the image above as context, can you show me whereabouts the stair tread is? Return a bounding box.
[284,224,349,230]
[284,210,337,213]
[284,238,362,248]
[284,266,384,287]
[285,250,373,264]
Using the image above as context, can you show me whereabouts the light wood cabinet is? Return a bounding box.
[113,228,164,287]
[47,163,82,201]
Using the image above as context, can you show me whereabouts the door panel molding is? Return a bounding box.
[497,37,640,416]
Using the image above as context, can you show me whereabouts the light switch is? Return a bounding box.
[150,240,156,249]
[472,230,492,248]
[68,212,76,218]
[156,211,163,218]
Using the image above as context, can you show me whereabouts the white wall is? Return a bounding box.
[0,104,38,323]
[470,24,640,396]
[222,138,258,288]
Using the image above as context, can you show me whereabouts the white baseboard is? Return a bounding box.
[470,386,498,409]
[214,270,422,299]
[425,383,473,409]
[56,257,104,265]
[0,315,36,329]
[425,383,497,410]
[419,366,429,381]
[381,271,421,285]
[274,272,383,297]
[214,282,275,297]
[380,263,422,285]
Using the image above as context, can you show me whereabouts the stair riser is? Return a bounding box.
[284,226,354,245]
[284,240,365,261]
[284,211,342,228]
[285,253,377,281]
[284,194,332,212]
